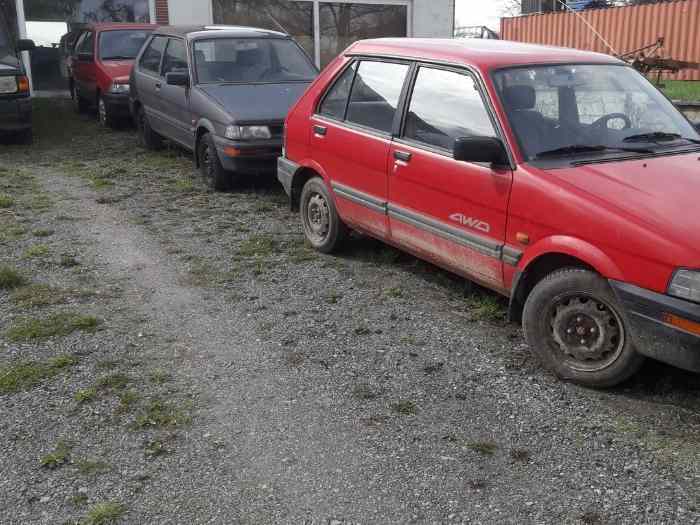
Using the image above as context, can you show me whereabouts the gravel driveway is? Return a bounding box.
[0,99,698,524]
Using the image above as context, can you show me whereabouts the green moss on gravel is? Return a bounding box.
[0,193,14,208]
[0,355,77,394]
[82,502,126,525]
[40,440,72,469]
[6,313,100,341]
[0,266,25,289]
[23,244,50,258]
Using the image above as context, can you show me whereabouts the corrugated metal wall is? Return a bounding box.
[501,0,700,81]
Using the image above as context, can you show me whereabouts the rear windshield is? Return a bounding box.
[99,29,152,60]
[193,38,317,84]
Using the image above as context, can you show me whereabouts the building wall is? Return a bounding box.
[501,0,700,81]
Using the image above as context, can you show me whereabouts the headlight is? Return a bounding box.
[668,269,700,303]
[109,82,130,94]
[224,125,271,140]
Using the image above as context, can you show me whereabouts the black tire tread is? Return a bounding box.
[300,177,348,254]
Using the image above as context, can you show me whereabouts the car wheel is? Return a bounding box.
[197,133,231,191]
[97,95,116,129]
[71,84,88,114]
[136,106,163,150]
[300,177,348,253]
[522,268,645,388]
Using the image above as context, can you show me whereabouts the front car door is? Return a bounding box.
[134,35,168,135]
[159,37,192,149]
[310,59,410,239]
[388,65,514,291]
[74,31,96,100]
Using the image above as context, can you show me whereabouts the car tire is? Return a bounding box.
[71,84,88,114]
[97,94,117,129]
[197,133,231,191]
[136,106,163,150]
[522,268,645,388]
[300,177,348,254]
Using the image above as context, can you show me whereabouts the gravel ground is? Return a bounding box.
[0,99,699,525]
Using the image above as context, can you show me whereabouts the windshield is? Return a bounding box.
[99,30,152,60]
[193,38,317,84]
[493,64,700,162]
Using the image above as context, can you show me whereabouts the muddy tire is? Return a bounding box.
[197,133,231,191]
[72,84,89,114]
[97,94,117,129]
[136,106,163,150]
[300,177,348,254]
[523,268,644,388]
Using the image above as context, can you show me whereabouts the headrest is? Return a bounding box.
[504,85,536,111]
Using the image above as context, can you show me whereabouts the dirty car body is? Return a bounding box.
[279,38,700,388]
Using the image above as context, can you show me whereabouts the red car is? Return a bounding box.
[278,38,700,388]
[70,23,154,127]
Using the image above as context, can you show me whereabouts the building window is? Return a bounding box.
[212,0,315,63]
[319,3,407,67]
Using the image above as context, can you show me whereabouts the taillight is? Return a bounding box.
[17,75,30,93]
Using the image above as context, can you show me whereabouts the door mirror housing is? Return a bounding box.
[454,136,509,166]
[694,122,700,133]
[16,39,36,52]
[165,70,189,87]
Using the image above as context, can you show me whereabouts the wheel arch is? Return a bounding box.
[193,119,216,168]
[289,160,328,212]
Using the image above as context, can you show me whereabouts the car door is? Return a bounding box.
[74,31,96,100]
[310,59,410,239]
[387,65,514,290]
[159,37,192,149]
[135,35,168,135]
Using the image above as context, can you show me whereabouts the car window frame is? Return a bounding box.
[162,36,189,79]
[76,31,95,60]
[397,64,499,157]
[314,56,413,139]
[316,60,358,122]
[138,34,168,78]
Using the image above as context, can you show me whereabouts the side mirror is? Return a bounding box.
[16,39,36,52]
[694,122,700,133]
[454,136,509,166]
[166,70,189,87]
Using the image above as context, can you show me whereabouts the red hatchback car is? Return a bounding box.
[278,39,700,388]
[70,23,154,127]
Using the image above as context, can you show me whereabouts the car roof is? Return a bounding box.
[348,38,624,71]
[154,25,288,39]
[86,23,156,32]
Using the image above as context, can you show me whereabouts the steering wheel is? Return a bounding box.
[590,113,632,132]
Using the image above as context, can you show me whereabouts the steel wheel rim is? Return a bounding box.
[304,192,331,245]
[547,292,626,372]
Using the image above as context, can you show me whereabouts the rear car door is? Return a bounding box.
[159,37,192,149]
[310,59,410,239]
[388,65,514,290]
[134,35,168,134]
[73,31,96,100]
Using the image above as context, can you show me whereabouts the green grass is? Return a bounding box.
[659,80,700,101]
[0,193,14,208]
[237,235,277,258]
[96,373,131,391]
[6,313,100,341]
[0,266,26,289]
[134,399,191,429]
[76,459,111,475]
[467,441,498,456]
[23,244,50,258]
[116,390,139,413]
[40,440,72,469]
[10,284,71,308]
[74,387,97,404]
[465,292,507,322]
[32,229,54,238]
[391,400,417,416]
[0,355,77,394]
[82,502,126,525]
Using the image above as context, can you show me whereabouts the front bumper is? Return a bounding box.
[213,135,282,175]
[610,280,700,372]
[102,92,131,118]
[0,96,32,133]
[277,156,300,197]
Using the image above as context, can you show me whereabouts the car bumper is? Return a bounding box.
[610,280,700,372]
[277,156,300,197]
[213,136,282,175]
[0,96,32,132]
[102,92,131,118]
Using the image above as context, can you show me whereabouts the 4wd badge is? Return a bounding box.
[449,214,491,233]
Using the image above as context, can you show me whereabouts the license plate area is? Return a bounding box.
[0,77,17,94]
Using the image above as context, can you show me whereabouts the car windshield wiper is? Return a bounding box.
[535,144,653,159]
[623,132,700,144]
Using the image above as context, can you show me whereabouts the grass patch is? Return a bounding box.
[392,400,417,416]
[116,390,139,413]
[82,502,126,525]
[60,254,80,267]
[144,440,168,458]
[97,373,131,391]
[467,441,498,456]
[71,494,89,507]
[0,193,15,208]
[0,355,77,394]
[32,229,54,238]
[74,387,97,404]
[237,235,277,258]
[352,383,378,400]
[10,284,70,308]
[172,179,194,192]
[23,244,50,258]
[660,80,700,101]
[6,313,99,341]
[385,286,403,298]
[465,292,507,322]
[149,369,171,384]
[76,459,111,475]
[134,399,191,429]
[40,440,72,469]
[0,266,25,289]
[92,178,115,189]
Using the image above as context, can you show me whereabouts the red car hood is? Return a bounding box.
[550,151,700,255]
[100,60,134,79]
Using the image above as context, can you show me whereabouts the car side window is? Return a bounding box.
[162,38,187,76]
[318,62,357,121]
[73,32,87,56]
[403,67,496,152]
[346,61,409,134]
[78,32,94,57]
[139,36,167,75]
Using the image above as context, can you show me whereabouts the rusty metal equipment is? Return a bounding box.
[618,37,700,85]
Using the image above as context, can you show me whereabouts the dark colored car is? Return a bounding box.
[0,18,35,144]
[129,25,318,190]
[59,25,87,81]
[70,23,154,127]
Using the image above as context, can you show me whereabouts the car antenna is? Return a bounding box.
[261,9,290,36]
[552,0,618,56]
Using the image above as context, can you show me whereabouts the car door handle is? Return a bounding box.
[313,125,327,136]
[155,82,162,90]
[394,151,412,162]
